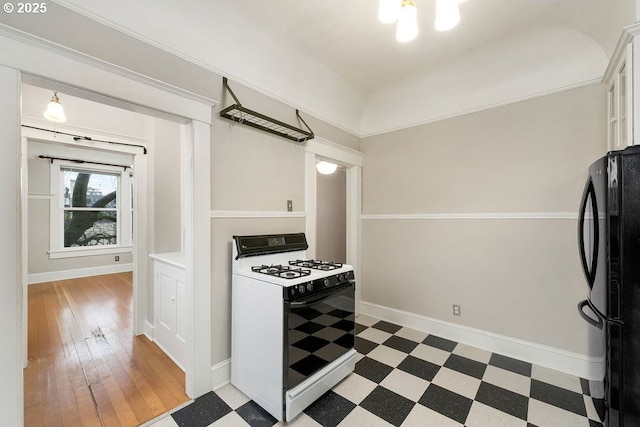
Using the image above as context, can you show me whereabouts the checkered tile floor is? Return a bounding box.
[144,315,605,427]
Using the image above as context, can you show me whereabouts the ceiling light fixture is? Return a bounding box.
[43,91,67,123]
[378,0,401,24]
[316,161,338,175]
[434,0,462,32]
[396,0,419,43]
[378,0,464,42]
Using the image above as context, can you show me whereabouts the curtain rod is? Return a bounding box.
[38,155,131,170]
[22,125,147,154]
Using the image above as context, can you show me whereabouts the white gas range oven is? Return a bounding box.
[231,233,356,422]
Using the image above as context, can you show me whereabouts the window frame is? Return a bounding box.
[49,159,133,259]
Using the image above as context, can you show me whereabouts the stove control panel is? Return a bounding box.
[285,270,354,301]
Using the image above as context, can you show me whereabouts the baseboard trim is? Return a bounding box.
[28,263,134,284]
[144,320,154,341]
[360,301,605,381]
[211,359,232,391]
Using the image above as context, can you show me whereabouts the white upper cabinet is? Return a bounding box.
[605,25,640,151]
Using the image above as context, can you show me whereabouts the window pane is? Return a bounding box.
[63,169,118,208]
[64,210,117,247]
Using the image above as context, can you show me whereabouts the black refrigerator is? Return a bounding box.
[578,145,640,427]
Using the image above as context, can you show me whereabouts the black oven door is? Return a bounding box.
[285,282,355,390]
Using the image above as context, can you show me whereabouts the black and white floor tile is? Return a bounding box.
[144,315,605,427]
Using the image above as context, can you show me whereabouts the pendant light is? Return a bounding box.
[396,0,418,43]
[43,91,67,123]
[435,0,462,32]
[316,161,338,175]
[378,0,401,24]
[378,0,464,42]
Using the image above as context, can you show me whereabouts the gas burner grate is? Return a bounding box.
[251,264,312,279]
[289,259,343,271]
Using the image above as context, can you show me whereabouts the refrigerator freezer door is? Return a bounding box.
[578,156,608,316]
[578,178,599,288]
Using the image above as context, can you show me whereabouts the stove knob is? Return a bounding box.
[298,284,306,294]
[338,274,345,282]
[306,283,314,292]
[323,278,330,287]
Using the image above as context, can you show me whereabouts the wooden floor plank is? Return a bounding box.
[117,335,186,410]
[74,385,102,427]
[110,335,174,417]
[24,402,44,427]
[58,391,83,427]
[24,273,189,427]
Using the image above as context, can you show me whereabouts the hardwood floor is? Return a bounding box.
[24,273,190,427]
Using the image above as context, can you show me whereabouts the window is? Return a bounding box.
[50,160,133,258]
[63,168,118,247]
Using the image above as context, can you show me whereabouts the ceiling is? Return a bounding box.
[207,0,633,92]
[44,1,639,135]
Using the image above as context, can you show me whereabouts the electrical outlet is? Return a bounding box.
[115,256,120,262]
[287,200,293,212]
[453,304,461,316]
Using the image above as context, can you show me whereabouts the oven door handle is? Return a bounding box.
[288,282,354,308]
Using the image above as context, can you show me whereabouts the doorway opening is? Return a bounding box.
[1,30,214,425]
[315,161,347,263]
[303,138,363,311]
[21,83,191,425]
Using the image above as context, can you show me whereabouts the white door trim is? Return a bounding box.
[0,64,22,427]
[305,137,364,312]
[0,25,216,421]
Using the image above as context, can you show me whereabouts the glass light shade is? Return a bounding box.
[396,0,418,43]
[43,93,67,123]
[435,0,460,32]
[316,161,338,175]
[378,0,400,24]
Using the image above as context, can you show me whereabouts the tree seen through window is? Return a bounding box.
[63,169,118,247]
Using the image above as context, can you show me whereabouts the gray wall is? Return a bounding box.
[361,83,607,356]
[316,168,346,263]
[153,118,182,254]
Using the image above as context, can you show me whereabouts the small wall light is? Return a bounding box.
[316,161,338,175]
[43,91,67,123]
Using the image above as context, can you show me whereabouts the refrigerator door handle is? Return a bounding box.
[577,178,599,288]
[578,299,604,330]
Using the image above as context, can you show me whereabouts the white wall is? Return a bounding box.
[41,1,635,137]
[361,26,611,137]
